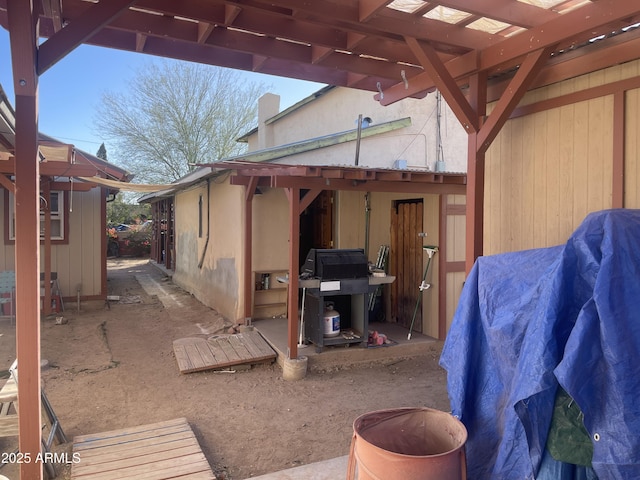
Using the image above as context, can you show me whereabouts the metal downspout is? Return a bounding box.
[197,178,211,269]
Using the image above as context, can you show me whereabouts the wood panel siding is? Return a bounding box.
[485,95,614,255]
[442,195,466,337]
[485,60,640,256]
[0,188,103,299]
[626,87,640,208]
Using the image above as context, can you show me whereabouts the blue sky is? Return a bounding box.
[0,29,326,157]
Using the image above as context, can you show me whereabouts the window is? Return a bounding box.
[8,190,66,241]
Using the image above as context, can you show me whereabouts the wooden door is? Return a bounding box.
[313,190,333,249]
[390,200,424,331]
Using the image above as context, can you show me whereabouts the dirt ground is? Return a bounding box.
[0,258,450,480]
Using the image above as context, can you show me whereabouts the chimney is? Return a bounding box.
[258,93,280,150]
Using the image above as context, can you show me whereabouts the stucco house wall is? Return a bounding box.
[171,180,245,322]
[154,86,468,333]
[246,87,467,173]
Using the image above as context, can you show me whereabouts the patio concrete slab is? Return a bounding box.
[254,317,440,371]
[244,455,349,480]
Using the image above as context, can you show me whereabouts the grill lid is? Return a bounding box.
[302,248,368,280]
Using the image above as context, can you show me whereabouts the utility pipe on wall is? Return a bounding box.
[355,114,363,166]
[364,192,371,257]
[197,178,211,269]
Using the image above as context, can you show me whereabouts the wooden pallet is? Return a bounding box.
[71,418,215,480]
[173,330,276,374]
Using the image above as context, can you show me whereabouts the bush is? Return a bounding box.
[107,224,151,257]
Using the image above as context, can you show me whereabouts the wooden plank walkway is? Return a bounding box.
[71,418,215,480]
[173,330,276,374]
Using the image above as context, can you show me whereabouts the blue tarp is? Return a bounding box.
[440,209,640,480]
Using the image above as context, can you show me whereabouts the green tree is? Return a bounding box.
[94,61,269,184]
[96,142,108,160]
[107,193,150,226]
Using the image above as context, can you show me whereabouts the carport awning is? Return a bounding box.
[78,176,178,192]
[222,161,467,195]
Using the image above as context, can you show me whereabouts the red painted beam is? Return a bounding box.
[477,46,554,155]
[404,37,479,132]
[7,0,43,477]
[38,0,137,74]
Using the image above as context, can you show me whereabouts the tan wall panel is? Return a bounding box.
[334,191,364,250]
[444,194,465,334]
[626,87,640,207]
[485,96,613,255]
[78,190,101,297]
[45,189,102,298]
[252,187,290,271]
[0,188,103,298]
[486,60,640,255]
[446,271,466,335]
[571,100,590,226]
[447,196,466,262]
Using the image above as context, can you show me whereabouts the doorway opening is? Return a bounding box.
[299,190,334,266]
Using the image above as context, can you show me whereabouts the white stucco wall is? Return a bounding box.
[248,87,467,173]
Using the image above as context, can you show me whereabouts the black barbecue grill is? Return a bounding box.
[302,248,369,280]
[301,248,371,351]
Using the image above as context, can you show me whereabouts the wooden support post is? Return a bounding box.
[14,93,43,480]
[286,187,300,360]
[8,0,44,477]
[243,177,258,322]
[465,133,485,275]
[465,73,487,275]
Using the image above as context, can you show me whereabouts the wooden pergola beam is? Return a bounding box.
[271,176,467,195]
[477,46,554,155]
[376,1,640,105]
[37,0,137,75]
[0,173,15,193]
[41,0,63,32]
[359,0,392,22]
[300,188,323,213]
[405,36,479,133]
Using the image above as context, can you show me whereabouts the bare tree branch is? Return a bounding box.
[94,61,270,184]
